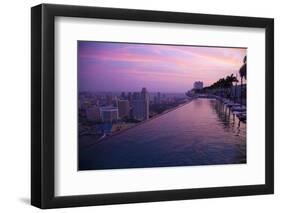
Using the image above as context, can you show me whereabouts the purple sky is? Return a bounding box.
[78,41,246,93]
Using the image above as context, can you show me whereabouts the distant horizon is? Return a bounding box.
[78,41,246,93]
[79,89,187,94]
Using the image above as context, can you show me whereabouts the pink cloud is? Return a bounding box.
[78,41,246,92]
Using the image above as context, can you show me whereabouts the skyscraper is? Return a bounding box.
[121,92,126,100]
[85,106,101,122]
[132,92,140,100]
[127,92,132,102]
[106,94,113,105]
[132,88,149,121]
[100,106,119,123]
[141,88,149,119]
[117,99,130,119]
[157,92,161,104]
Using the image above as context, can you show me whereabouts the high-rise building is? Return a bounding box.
[117,99,130,119]
[85,106,101,122]
[100,106,118,123]
[132,92,140,100]
[106,95,113,105]
[193,81,204,90]
[121,92,126,100]
[127,92,132,102]
[153,96,157,104]
[132,88,149,121]
[157,92,161,103]
[141,88,149,119]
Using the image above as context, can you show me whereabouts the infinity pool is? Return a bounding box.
[79,98,246,170]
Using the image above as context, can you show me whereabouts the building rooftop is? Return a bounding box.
[100,106,118,111]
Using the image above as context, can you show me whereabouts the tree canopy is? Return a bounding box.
[239,56,247,80]
[205,74,238,89]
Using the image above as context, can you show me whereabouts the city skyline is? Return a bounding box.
[78,41,246,93]
[79,90,186,94]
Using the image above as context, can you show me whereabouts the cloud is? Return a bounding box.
[78,41,246,92]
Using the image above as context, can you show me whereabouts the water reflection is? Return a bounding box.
[79,98,246,170]
[209,99,246,137]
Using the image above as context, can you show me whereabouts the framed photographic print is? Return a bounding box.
[31,4,274,209]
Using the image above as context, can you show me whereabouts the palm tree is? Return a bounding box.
[226,74,238,87]
[239,56,247,85]
[239,56,247,105]
[226,74,238,100]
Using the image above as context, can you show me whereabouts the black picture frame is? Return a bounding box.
[31,3,274,209]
